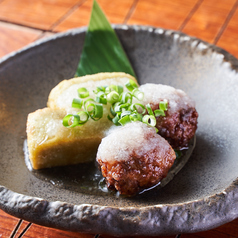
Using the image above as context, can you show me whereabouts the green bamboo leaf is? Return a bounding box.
[76,0,136,78]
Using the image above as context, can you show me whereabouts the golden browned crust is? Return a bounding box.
[27,108,103,169]
[47,72,137,108]
[26,73,138,170]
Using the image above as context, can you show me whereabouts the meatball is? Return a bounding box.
[96,122,176,196]
[139,84,198,149]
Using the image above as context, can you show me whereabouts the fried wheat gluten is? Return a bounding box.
[26,72,137,170]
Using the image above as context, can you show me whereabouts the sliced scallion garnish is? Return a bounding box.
[120,92,132,104]
[130,103,146,114]
[159,99,168,111]
[63,80,168,129]
[62,112,89,128]
[132,89,144,101]
[154,109,166,117]
[142,115,157,127]
[118,115,131,126]
[86,103,103,121]
[146,104,154,116]
[78,87,90,98]
[96,91,107,104]
[154,99,168,117]
[125,79,138,91]
[107,91,120,104]
[72,98,83,109]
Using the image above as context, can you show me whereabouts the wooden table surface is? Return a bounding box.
[1,0,238,237]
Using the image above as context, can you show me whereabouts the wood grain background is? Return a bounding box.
[0,0,238,237]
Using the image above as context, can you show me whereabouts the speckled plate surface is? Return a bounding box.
[0,25,238,236]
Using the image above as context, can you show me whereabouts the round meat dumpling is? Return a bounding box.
[96,122,176,196]
[139,83,198,149]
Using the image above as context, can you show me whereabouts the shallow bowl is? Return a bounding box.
[0,25,238,236]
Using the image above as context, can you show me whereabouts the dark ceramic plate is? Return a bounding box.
[1,25,238,236]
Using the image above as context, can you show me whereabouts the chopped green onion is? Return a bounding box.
[62,112,89,128]
[118,115,131,126]
[142,115,157,127]
[93,104,104,120]
[120,92,132,104]
[83,98,96,108]
[114,103,121,113]
[86,103,103,121]
[112,114,120,125]
[130,103,146,114]
[78,87,89,98]
[107,114,113,121]
[72,98,83,109]
[96,91,107,104]
[130,112,143,122]
[154,109,165,117]
[105,85,114,93]
[107,91,119,104]
[63,80,168,130]
[125,79,138,92]
[132,88,144,101]
[109,105,117,117]
[77,111,90,124]
[154,99,168,117]
[63,114,78,128]
[120,110,132,118]
[114,103,130,113]
[116,85,124,95]
[146,104,154,116]
[159,99,168,111]
[93,86,107,94]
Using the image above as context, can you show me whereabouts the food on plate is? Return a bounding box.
[47,72,137,110]
[26,72,137,170]
[27,107,103,169]
[139,84,198,149]
[96,121,176,196]
[26,72,198,196]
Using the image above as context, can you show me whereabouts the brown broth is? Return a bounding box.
[23,137,195,197]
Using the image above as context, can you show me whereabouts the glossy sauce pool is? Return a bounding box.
[23,137,195,197]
